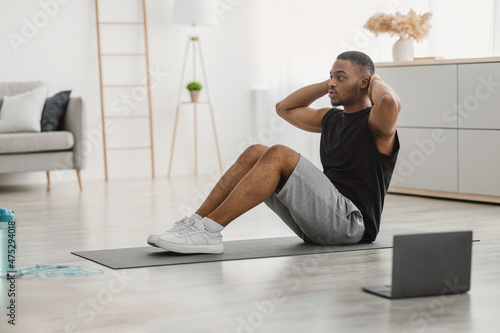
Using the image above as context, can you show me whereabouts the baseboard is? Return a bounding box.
[388,187,500,204]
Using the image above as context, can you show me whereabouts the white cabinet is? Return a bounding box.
[458,63,500,129]
[459,130,500,196]
[377,65,457,128]
[391,128,458,192]
[378,57,500,201]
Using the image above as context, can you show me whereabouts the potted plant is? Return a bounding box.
[364,9,432,61]
[187,81,202,103]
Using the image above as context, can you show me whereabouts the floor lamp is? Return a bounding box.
[168,0,223,177]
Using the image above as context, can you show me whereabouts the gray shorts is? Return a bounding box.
[264,154,365,245]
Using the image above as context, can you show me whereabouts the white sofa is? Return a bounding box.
[0,81,85,190]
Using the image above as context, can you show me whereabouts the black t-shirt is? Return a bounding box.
[320,107,399,242]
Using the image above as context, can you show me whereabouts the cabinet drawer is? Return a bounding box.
[391,128,458,192]
[377,65,457,128]
[458,63,500,129]
[458,129,500,196]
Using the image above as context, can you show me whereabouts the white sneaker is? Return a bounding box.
[155,219,223,254]
[147,216,195,247]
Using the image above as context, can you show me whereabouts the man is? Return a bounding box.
[148,51,401,254]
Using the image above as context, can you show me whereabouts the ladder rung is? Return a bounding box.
[103,84,148,88]
[107,146,152,151]
[99,22,144,25]
[101,53,146,57]
[180,101,210,104]
[105,115,150,119]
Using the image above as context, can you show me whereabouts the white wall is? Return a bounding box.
[0,0,497,185]
[0,0,262,184]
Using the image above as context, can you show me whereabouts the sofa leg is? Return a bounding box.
[76,170,83,191]
[46,171,51,189]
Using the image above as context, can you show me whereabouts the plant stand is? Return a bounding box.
[168,101,223,177]
[168,35,222,177]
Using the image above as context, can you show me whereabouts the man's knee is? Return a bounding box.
[263,145,300,187]
[263,145,299,168]
[240,144,268,163]
[265,144,296,158]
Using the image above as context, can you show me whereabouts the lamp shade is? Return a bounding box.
[172,0,219,27]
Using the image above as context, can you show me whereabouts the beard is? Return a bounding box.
[331,84,359,107]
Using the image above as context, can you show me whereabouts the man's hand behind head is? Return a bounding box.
[368,74,382,105]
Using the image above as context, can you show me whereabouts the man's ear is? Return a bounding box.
[360,77,370,90]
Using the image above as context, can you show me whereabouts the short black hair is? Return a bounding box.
[337,51,375,77]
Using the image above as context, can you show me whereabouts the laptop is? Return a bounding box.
[362,231,472,299]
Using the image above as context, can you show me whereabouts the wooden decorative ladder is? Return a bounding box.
[94,0,155,180]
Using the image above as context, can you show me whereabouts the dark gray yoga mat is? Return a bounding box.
[72,229,432,269]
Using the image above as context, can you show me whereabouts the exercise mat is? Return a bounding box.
[71,229,444,269]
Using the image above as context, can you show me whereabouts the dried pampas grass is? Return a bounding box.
[364,9,432,42]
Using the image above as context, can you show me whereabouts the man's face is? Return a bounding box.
[328,59,367,107]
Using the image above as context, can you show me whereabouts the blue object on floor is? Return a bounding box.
[13,265,104,278]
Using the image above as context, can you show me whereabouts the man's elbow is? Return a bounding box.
[380,94,401,115]
[275,102,285,118]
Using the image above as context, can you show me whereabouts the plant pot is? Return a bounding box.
[189,90,199,103]
[392,36,414,62]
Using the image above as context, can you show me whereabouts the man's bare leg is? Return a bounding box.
[195,144,269,218]
[152,144,299,253]
[206,144,300,227]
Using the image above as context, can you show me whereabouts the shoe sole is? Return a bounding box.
[156,238,223,254]
[147,235,160,248]
[147,233,178,248]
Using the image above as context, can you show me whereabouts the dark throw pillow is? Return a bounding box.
[40,90,72,132]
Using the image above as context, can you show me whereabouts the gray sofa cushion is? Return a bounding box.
[0,151,74,173]
[0,131,74,154]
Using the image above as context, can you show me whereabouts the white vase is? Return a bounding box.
[392,36,414,62]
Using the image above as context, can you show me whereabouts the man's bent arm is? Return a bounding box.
[276,79,331,133]
[368,74,401,155]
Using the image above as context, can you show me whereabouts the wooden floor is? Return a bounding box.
[1,176,499,333]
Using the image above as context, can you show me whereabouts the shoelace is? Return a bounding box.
[165,216,194,232]
[177,223,203,236]
[171,217,188,229]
